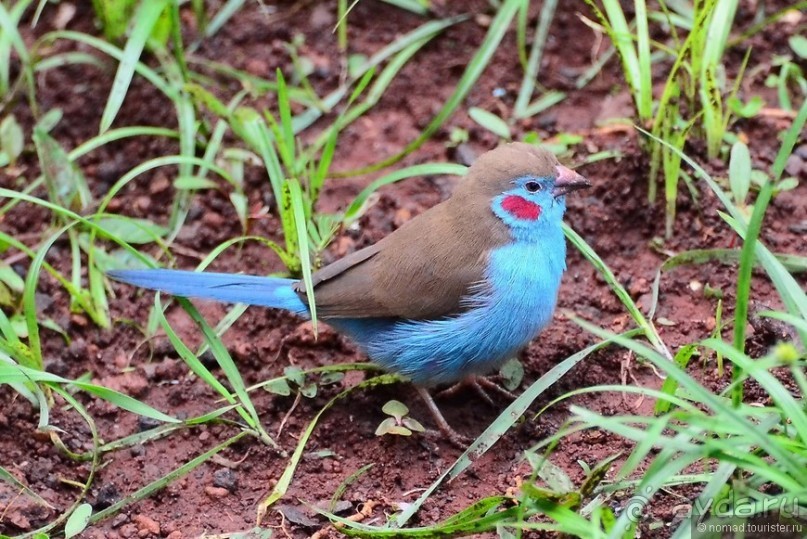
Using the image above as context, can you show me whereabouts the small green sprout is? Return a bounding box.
[772,342,800,365]
[498,357,524,392]
[468,107,511,140]
[729,141,799,215]
[765,52,807,111]
[447,126,469,147]
[0,114,24,167]
[263,367,345,398]
[374,400,425,437]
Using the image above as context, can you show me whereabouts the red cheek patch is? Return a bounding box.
[501,195,542,221]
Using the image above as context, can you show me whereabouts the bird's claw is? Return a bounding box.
[437,375,517,406]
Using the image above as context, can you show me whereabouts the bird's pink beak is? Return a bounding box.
[552,165,591,198]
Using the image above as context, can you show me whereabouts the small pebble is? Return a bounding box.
[213,468,238,492]
[149,173,170,195]
[118,523,137,538]
[785,154,803,176]
[202,211,224,228]
[138,416,161,432]
[67,338,88,360]
[133,514,160,536]
[205,486,230,499]
[135,195,151,212]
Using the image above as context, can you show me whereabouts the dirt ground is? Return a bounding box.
[1,1,805,537]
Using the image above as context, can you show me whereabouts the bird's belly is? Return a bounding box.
[330,242,564,386]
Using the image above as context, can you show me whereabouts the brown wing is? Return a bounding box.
[295,142,561,319]
[294,199,510,320]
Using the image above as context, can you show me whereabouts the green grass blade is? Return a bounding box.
[69,126,179,158]
[95,155,234,214]
[732,180,773,403]
[177,295,277,447]
[771,96,807,182]
[90,431,249,525]
[22,224,79,369]
[154,294,277,447]
[343,163,469,224]
[633,0,652,120]
[99,0,171,133]
[0,464,53,509]
[0,363,178,422]
[702,0,738,68]
[202,0,246,40]
[0,0,33,96]
[758,311,807,335]
[287,179,316,331]
[257,375,400,520]
[520,90,566,119]
[660,247,807,274]
[44,31,175,99]
[378,0,429,15]
[563,223,670,359]
[513,0,557,118]
[347,0,521,174]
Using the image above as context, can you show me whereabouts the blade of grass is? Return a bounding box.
[0,465,53,509]
[89,431,250,526]
[343,163,469,224]
[256,374,400,522]
[200,0,246,42]
[287,179,316,331]
[731,180,774,405]
[292,15,464,136]
[0,0,34,97]
[563,223,670,359]
[659,248,807,274]
[41,30,176,99]
[0,363,179,423]
[154,294,278,448]
[99,0,170,132]
[513,0,557,119]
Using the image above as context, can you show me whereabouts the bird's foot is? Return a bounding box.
[416,386,471,448]
[437,375,517,406]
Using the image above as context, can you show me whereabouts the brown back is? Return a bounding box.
[294,143,561,319]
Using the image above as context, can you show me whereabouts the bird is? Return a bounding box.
[108,143,590,445]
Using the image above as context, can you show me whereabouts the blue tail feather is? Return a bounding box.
[108,269,310,316]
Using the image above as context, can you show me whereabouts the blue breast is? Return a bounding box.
[331,229,566,385]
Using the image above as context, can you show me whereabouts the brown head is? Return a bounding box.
[446,143,590,233]
[454,142,590,200]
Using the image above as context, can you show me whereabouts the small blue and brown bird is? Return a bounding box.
[109,143,590,444]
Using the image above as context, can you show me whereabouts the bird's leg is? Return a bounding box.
[415,386,471,448]
[474,375,518,400]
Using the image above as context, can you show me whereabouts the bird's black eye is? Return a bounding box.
[525,181,542,193]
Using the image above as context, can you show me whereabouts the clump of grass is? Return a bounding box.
[582,0,798,238]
